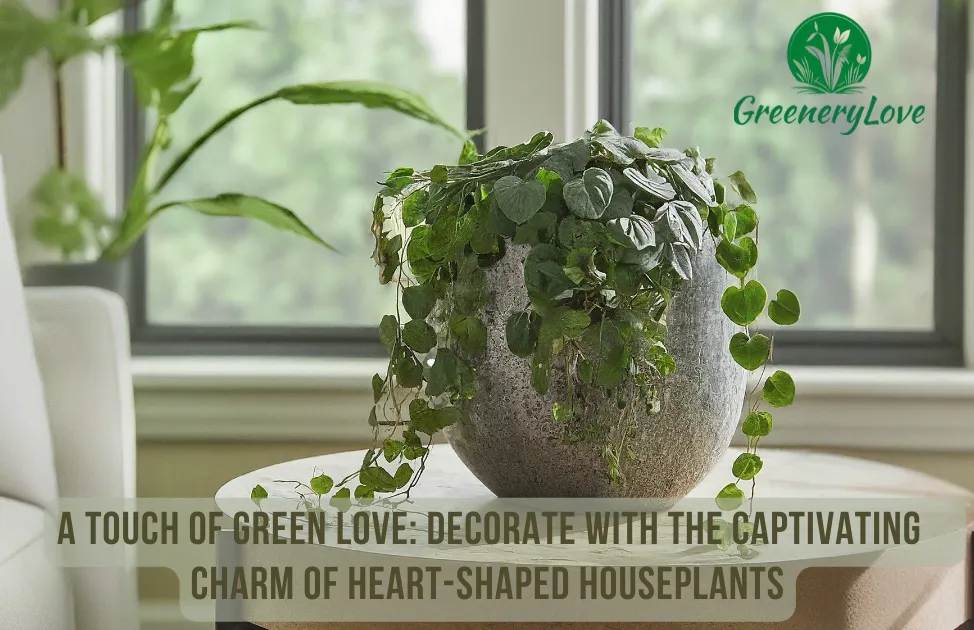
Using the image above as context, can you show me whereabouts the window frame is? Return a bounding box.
[122,0,487,357]
[602,0,968,367]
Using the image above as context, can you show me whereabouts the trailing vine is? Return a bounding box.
[251,121,800,512]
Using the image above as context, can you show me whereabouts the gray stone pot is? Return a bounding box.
[22,260,125,293]
[445,240,745,500]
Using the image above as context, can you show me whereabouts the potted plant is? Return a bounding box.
[253,122,801,510]
[0,0,465,290]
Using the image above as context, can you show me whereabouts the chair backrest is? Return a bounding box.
[0,156,60,509]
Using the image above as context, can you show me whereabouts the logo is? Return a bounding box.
[732,12,925,135]
[788,13,871,94]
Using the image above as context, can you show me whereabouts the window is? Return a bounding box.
[608,0,966,365]
[122,0,965,365]
[125,0,484,355]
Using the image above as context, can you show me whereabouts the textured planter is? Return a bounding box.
[22,260,125,293]
[446,240,746,499]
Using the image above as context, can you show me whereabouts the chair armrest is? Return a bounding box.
[26,287,139,630]
[26,287,136,500]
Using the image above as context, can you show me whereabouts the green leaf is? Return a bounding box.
[564,168,614,219]
[310,474,334,495]
[430,165,449,185]
[402,189,429,227]
[623,167,676,201]
[250,484,268,504]
[634,126,666,148]
[371,374,384,403]
[603,189,634,219]
[425,348,457,397]
[667,243,694,281]
[394,463,414,488]
[606,215,656,250]
[408,399,462,435]
[453,256,490,314]
[670,162,717,207]
[513,211,558,246]
[728,171,758,204]
[383,439,405,462]
[329,488,352,511]
[714,181,726,205]
[715,240,756,279]
[402,284,436,320]
[591,131,652,165]
[164,194,332,250]
[493,175,547,224]
[402,319,436,354]
[742,411,773,438]
[722,211,738,242]
[360,466,397,493]
[729,332,771,371]
[116,29,198,108]
[721,280,768,327]
[552,402,572,422]
[530,348,552,395]
[379,315,400,355]
[768,290,801,326]
[393,349,425,388]
[762,370,796,408]
[715,484,745,511]
[354,485,375,500]
[158,78,201,117]
[734,205,758,236]
[524,245,574,302]
[732,453,763,481]
[450,315,488,357]
[506,311,538,358]
[274,80,465,138]
[458,140,479,165]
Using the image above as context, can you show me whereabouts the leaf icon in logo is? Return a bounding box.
[814,21,819,32]
[833,28,851,45]
[857,54,866,64]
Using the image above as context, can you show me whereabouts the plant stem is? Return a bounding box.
[53,67,66,170]
[152,93,278,194]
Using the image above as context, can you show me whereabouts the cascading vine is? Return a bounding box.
[252,121,800,516]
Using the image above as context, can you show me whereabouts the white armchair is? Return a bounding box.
[0,161,139,629]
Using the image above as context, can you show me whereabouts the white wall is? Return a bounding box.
[0,0,58,263]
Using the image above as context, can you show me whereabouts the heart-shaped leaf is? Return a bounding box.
[768,289,801,326]
[310,474,334,495]
[450,315,488,357]
[715,484,745,511]
[721,280,768,326]
[732,453,763,481]
[762,370,795,408]
[729,332,771,371]
[603,188,634,219]
[401,189,429,227]
[722,210,738,242]
[606,215,656,250]
[734,205,758,236]
[506,311,538,358]
[729,170,758,204]
[634,126,666,148]
[494,175,547,224]
[623,166,676,201]
[402,284,435,320]
[742,411,773,438]
[670,162,717,207]
[564,167,613,219]
[716,239,757,279]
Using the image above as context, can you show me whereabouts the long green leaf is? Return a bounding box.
[102,193,334,261]
[153,80,466,194]
[177,194,335,250]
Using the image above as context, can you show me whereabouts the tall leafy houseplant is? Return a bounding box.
[253,122,801,516]
[0,0,465,262]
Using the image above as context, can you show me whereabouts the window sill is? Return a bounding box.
[132,357,974,451]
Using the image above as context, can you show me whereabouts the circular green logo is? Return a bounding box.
[787,12,871,94]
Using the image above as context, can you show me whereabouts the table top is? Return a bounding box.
[218,445,972,503]
[216,446,972,568]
